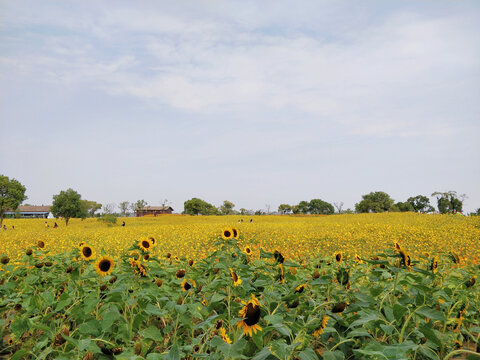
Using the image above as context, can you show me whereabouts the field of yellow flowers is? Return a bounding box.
[0,213,479,359]
[1,213,479,265]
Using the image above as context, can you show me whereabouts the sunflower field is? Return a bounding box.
[0,214,479,359]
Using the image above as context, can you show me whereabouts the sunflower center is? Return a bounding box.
[244,303,260,326]
[99,260,111,272]
[142,241,150,249]
[82,247,92,257]
[224,231,231,238]
[336,254,341,262]
[232,229,238,237]
[184,281,192,290]
[232,272,238,282]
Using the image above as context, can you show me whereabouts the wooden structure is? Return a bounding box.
[4,205,52,219]
[136,206,174,217]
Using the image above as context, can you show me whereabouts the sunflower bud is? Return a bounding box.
[109,276,117,284]
[66,266,73,273]
[134,342,142,355]
[176,269,186,278]
[313,270,320,279]
[1,256,10,265]
[35,262,44,268]
[155,279,163,287]
[26,249,33,256]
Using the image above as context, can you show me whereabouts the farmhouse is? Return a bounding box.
[4,205,53,219]
[136,206,174,217]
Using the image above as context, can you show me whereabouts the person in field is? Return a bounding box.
[122,221,126,227]
[54,222,58,228]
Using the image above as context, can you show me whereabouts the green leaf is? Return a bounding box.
[323,350,345,360]
[211,293,226,302]
[140,326,162,341]
[11,350,29,360]
[393,304,407,323]
[78,320,101,337]
[348,310,380,328]
[416,307,445,322]
[348,328,372,338]
[252,346,271,360]
[419,326,441,347]
[264,314,283,325]
[165,343,180,360]
[78,338,91,352]
[298,347,319,360]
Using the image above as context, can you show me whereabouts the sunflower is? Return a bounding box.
[78,241,86,248]
[313,316,329,337]
[221,228,233,240]
[430,257,439,274]
[399,249,411,267]
[139,238,153,252]
[229,268,242,287]
[394,242,402,252]
[95,256,115,276]
[295,284,306,293]
[274,251,285,264]
[465,276,476,288]
[148,236,156,246]
[80,245,95,261]
[133,261,147,277]
[244,246,252,256]
[277,263,285,284]
[231,227,239,239]
[450,252,460,264]
[237,294,262,337]
[181,278,196,292]
[334,252,342,263]
[38,240,46,249]
[219,327,232,344]
[355,254,363,264]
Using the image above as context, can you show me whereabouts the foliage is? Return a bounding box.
[278,204,292,214]
[183,198,218,215]
[97,214,118,226]
[119,201,130,216]
[80,200,102,217]
[51,188,86,226]
[355,191,395,213]
[130,200,148,215]
[308,199,335,214]
[0,231,478,359]
[432,191,464,214]
[219,200,236,215]
[0,175,27,228]
[407,195,435,213]
[393,201,415,212]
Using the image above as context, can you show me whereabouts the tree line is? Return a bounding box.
[1,174,479,227]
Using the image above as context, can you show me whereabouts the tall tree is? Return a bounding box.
[297,201,310,214]
[130,200,148,215]
[119,201,130,216]
[355,191,394,213]
[80,200,102,217]
[219,200,235,215]
[393,201,415,212]
[309,199,335,214]
[0,175,27,227]
[183,198,218,215]
[407,195,434,213]
[51,188,86,226]
[278,204,292,214]
[431,191,465,214]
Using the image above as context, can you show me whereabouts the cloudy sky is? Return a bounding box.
[1,1,479,213]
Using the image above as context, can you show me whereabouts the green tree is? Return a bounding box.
[308,199,334,214]
[355,191,394,213]
[393,201,415,212]
[51,188,86,226]
[297,201,310,214]
[0,175,27,228]
[407,195,435,213]
[219,200,235,215]
[432,191,465,214]
[130,200,148,216]
[80,200,102,217]
[119,201,130,216]
[183,198,218,215]
[278,204,292,214]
